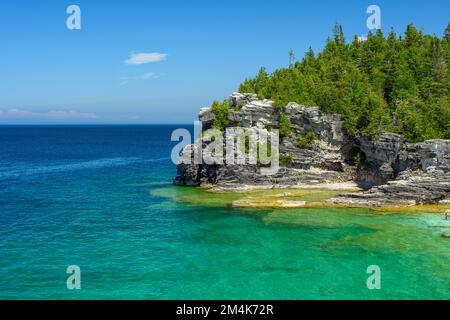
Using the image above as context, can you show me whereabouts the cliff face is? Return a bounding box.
[333,138,450,206]
[174,93,450,206]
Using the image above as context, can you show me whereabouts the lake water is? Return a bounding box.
[0,125,448,299]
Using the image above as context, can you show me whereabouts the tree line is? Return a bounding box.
[238,23,450,142]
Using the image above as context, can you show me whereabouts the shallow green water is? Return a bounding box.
[151,186,450,300]
[0,126,448,300]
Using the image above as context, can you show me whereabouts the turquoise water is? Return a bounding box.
[0,125,449,299]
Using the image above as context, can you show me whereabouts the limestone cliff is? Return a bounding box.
[174,93,450,206]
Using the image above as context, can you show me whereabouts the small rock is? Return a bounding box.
[442,231,450,238]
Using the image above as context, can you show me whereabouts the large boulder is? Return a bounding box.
[173,144,202,186]
[357,133,406,185]
[414,140,450,172]
[229,92,259,109]
[359,133,406,164]
[199,107,215,130]
[285,103,345,146]
[241,99,276,128]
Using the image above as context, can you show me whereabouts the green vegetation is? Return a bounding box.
[211,100,231,131]
[242,134,272,166]
[297,131,317,149]
[353,150,366,170]
[278,113,292,138]
[239,22,450,142]
[258,141,271,158]
[279,153,293,166]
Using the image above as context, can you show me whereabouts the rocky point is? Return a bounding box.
[174,92,450,207]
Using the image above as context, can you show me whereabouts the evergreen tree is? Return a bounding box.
[289,49,296,68]
[236,23,450,142]
[443,21,450,43]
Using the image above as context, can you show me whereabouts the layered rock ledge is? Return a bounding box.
[174,92,450,207]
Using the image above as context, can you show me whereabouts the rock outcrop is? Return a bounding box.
[174,92,450,206]
[330,138,450,206]
[330,170,450,206]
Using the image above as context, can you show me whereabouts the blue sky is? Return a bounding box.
[0,0,449,124]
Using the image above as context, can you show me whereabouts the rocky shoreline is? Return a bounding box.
[174,93,450,208]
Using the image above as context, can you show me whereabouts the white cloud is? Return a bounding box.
[124,52,167,65]
[0,109,98,121]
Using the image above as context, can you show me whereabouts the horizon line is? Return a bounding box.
[0,123,194,126]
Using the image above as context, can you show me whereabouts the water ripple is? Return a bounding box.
[0,157,169,180]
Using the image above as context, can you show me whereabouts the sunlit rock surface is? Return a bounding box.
[174,93,450,207]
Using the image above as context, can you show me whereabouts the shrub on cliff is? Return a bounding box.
[278,113,292,138]
[297,131,317,149]
[279,154,293,167]
[211,100,230,131]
